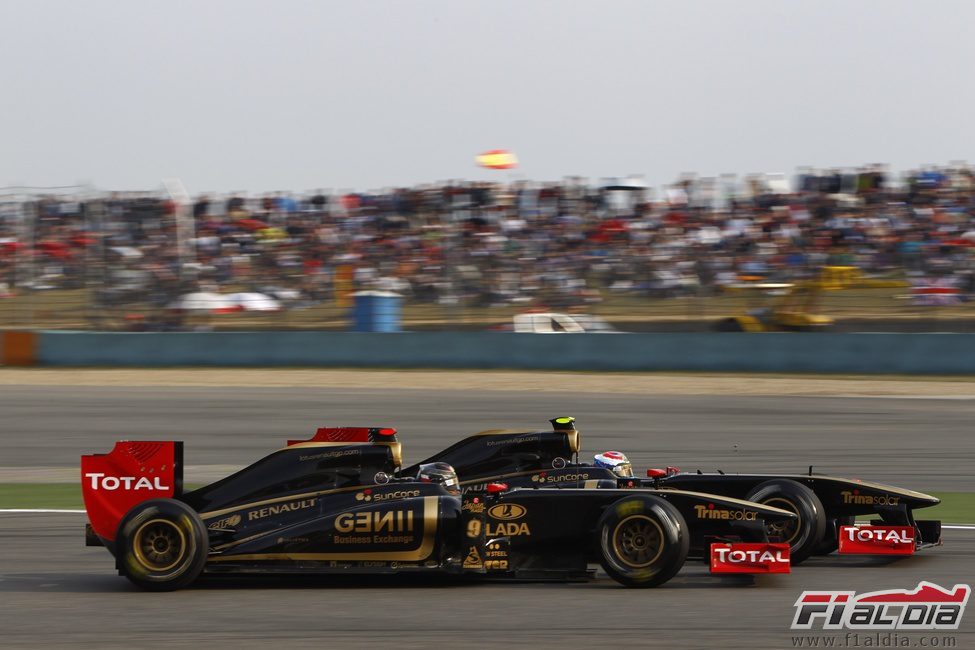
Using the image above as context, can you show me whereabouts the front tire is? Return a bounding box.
[115,499,208,591]
[745,479,826,565]
[815,515,856,555]
[596,496,689,588]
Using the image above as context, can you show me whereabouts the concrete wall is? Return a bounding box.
[3,330,970,374]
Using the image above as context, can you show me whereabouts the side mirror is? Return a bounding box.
[486,482,508,494]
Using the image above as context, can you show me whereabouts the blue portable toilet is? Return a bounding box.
[351,291,402,332]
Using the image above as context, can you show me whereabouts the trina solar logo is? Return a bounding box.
[694,504,758,521]
[840,490,900,506]
[792,582,970,630]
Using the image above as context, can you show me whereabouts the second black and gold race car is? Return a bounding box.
[414,417,943,565]
[81,425,795,591]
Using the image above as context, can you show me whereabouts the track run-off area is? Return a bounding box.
[0,369,973,648]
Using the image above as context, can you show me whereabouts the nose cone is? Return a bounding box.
[912,492,940,507]
[855,480,941,508]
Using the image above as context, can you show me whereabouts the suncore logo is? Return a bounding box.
[792,582,970,630]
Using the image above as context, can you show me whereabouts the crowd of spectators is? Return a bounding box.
[2,163,975,323]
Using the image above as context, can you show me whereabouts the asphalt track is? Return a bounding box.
[1,385,973,648]
[1,386,973,489]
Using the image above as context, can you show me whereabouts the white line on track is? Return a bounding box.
[855,522,975,530]
[828,394,975,401]
[852,522,975,530]
[0,509,87,513]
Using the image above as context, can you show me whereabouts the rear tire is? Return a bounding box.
[115,498,208,591]
[746,479,826,565]
[596,495,689,588]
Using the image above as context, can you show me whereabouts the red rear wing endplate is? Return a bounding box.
[287,427,398,446]
[81,441,183,542]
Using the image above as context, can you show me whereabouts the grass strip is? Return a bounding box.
[0,484,973,523]
[0,483,200,509]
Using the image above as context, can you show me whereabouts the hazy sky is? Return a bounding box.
[1,1,972,194]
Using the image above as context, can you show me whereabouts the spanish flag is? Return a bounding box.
[476,149,518,170]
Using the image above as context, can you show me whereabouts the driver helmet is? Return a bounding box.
[417,462,461,494]
[593,451,633,478]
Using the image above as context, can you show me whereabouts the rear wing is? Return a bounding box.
[287,427,398,446]
[81,441,183,542]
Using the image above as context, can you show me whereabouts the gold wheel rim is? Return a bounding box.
[132,519,187,572]
[612,515,665,568]
[763,497,802,545]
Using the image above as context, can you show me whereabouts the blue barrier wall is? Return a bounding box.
[33,331,975,374]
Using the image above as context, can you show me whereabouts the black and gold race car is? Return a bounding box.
[414,417,943,565]
[81,425,796,591]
